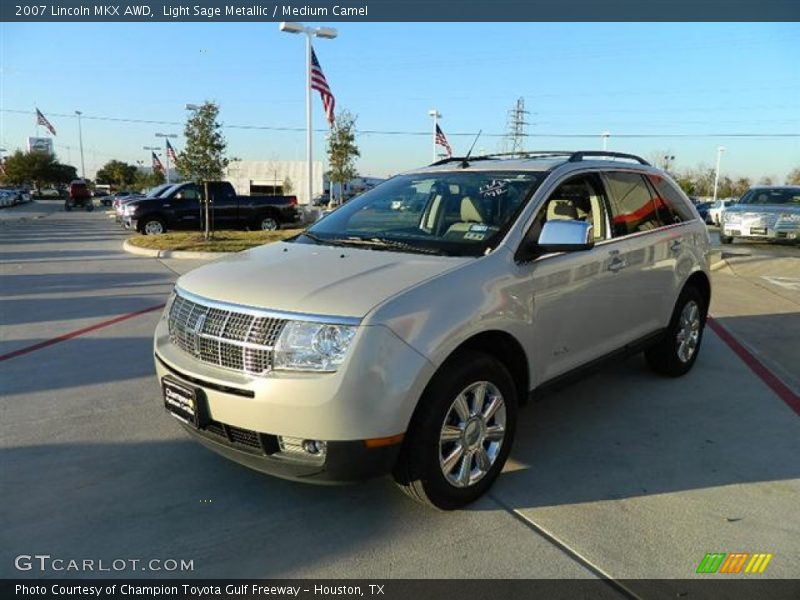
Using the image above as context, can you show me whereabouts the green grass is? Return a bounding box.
[128,229,303,253]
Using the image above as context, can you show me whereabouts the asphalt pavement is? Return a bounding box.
[1,204,799,589]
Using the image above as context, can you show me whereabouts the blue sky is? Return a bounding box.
[1,22,798,180]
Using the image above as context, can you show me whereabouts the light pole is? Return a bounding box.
[279,21,338,206]
[75,111,86,179]
[155,132,178,184]
[601,131,610,151]
[428,109,442,162]
[713,146,726,203]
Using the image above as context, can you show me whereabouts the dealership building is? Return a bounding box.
[224,160,323,205]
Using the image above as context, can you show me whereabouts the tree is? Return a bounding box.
[758,175,775,185]
[786,168,800,185]
[326,110,360,206]
[133,169,165,191]
[282,175,294,195]
[0,150,76,190]
[177,101,229,183]
[96,160,138,189]
[732,177,752,197]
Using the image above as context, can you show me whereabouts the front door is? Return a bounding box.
[521,172,640,383]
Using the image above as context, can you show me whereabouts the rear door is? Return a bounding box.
[208,182,239,229]
[601,171,680,338]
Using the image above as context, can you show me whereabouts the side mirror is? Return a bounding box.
[516,220,594,262]
[538,220,594,253]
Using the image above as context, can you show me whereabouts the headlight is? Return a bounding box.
[273,322,357,372]
[724,212,740,223]
[123,205,137,216]
[778,213,800,223]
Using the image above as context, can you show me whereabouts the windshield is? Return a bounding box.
[147,184,173,198]
[739,188,800,206]
[298,171,544,256]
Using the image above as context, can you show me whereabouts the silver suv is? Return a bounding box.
[154,151,712,509]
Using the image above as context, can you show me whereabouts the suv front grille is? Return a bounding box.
[167,292,286,375]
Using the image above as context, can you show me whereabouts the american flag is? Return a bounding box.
[152,152,165,174]
[166,139,179,165]
[311,46,335,126]
[435,124,452,157]
[36,108,56,136]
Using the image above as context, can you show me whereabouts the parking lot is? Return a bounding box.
[1,201,799,589]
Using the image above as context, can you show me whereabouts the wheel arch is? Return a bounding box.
[684,270,711,312]
[436,330,530,407]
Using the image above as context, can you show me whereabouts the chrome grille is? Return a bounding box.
[168,292,286,375]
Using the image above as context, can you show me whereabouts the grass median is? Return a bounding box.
[127,229,304,253]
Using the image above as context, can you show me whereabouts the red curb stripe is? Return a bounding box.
[0,303,166,363]
[707,316,800,416]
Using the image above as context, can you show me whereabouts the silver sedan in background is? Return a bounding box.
[721,186,800,244]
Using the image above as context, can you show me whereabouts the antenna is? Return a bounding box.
[461,130,482,168]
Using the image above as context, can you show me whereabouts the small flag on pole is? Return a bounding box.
[435,124,453,157]
[311,46,336,126]
[166,139,179,165]
[152,152,165,174]
[36,108,57,136]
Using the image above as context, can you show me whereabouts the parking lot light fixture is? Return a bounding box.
[601,131,610,151]
[713,146,727,203]
[279,21,338,206]
[75,111,86,179]
[156,132,178,184]
[428,110,441,162]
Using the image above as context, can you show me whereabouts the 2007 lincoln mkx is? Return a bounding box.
[154,150,712,509]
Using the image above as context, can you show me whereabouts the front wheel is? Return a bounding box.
[85,203,94,212]
[140,218,166,235]
[64,201,72,212]
[645,286,707,377]
[393,350,517,510]
[719,232,733,244]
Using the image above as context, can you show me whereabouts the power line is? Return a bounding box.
[1,108,799,140]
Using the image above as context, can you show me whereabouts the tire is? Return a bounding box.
[140,217,166,235]
[64,201,72,212]
[719,232,733,244]
[258,215,279,231]
[645,285,707,377]
[393,350,518,510]
[85,203,94,212]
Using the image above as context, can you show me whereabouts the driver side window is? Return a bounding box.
[533,173,609,243]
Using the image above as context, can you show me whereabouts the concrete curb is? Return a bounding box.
[122,238,232,260]
[709,249,727,271]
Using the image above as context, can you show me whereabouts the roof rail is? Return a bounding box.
[567,151,650,165]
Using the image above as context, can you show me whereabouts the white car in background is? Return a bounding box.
[707,198,737,226]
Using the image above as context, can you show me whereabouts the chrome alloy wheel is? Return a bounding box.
[676,300,701,363]
[144,220,164,235]
[439,381,507,488]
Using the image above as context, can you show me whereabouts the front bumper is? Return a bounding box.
[722,222,799,240]
[153,317,435,483]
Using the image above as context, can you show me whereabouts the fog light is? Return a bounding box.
[303,440,327,455]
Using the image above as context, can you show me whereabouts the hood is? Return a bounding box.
[176,241,468,318]
[726,204,799,215]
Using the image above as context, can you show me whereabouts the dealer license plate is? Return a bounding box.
[162,377,201,427]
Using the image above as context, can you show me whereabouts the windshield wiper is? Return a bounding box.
[301,231,349,247]
[334,236,446,255]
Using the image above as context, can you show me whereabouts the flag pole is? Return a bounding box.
[306,34,313,208]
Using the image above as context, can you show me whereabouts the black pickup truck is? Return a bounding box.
[122,181,302,235]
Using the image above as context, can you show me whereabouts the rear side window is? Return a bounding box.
[645,173,695,223]
[603,172,661,237]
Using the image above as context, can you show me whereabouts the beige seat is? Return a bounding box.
[444,197,485,238]
[546,199,579,221]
